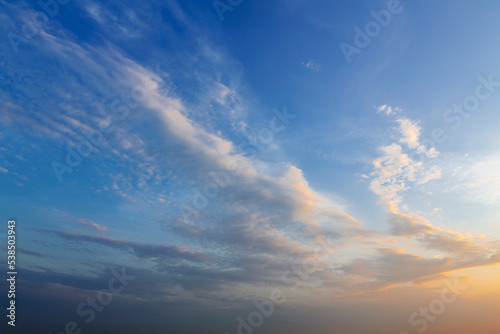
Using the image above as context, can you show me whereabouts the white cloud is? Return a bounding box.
[302,60,321,71]
[376,104,401,116]
[396,117,421,149]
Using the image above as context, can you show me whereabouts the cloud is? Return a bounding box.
[42,229,210,263]
[418,231,494,256]
[2,5,500,326]
[302,60,321,71]
[364,110,500,268]
[19,249,47,258]
[369,143,441,214]
[376,104,401,115]
[78,219,108,232]
[0,19,349,272]
[17,30,498,302]
[444,152,500,205]
[337,247,500,294]
[83,1,156,40]
[388,213,437,236]
[396,117,421,149]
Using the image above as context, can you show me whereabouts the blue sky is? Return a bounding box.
[1,1,500,333]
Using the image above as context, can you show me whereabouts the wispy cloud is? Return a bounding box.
[78,219,108,232]
[2,2,500,333]
[42,229,210,263]
[376,104,401,116]
[302,60,321,71]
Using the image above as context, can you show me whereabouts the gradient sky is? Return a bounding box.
[1,1,500,333]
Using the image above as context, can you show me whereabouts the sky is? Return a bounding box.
[1,0,500,333]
